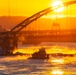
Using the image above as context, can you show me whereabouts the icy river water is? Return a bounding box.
[0,42,76,75]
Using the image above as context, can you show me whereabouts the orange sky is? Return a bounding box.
[0,0,76,17]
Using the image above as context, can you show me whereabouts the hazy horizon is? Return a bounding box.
[0,16,76,31]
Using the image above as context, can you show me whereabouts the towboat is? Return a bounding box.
[31,47,49,59]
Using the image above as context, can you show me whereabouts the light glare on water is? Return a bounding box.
[51,59,64,64]
[0,55,76,75]
[0,42,76,75]
[51,69,64,75]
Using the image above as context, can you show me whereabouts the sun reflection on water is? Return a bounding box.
[48,58,65,64]
[51,69,64,75]
[51,59,64,64]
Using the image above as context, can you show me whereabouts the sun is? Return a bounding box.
[52,1,64,12]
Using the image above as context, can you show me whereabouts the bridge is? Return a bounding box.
[17,29,76,44]
[0,1,76,55]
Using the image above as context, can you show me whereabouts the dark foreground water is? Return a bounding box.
[0,42,76,75]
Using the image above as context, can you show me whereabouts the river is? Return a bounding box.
[0,42,76,75]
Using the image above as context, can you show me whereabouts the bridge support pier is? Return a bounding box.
[0,35,18,55]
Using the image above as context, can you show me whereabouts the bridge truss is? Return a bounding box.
[0,1,76,55]
[11,1,76,33]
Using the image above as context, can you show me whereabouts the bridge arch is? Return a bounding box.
[10,1,76,33]
[0,1,76,55]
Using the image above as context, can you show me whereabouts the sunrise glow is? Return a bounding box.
[52,0,64,12]
[0,0,75,16]
[0,1,76,75]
